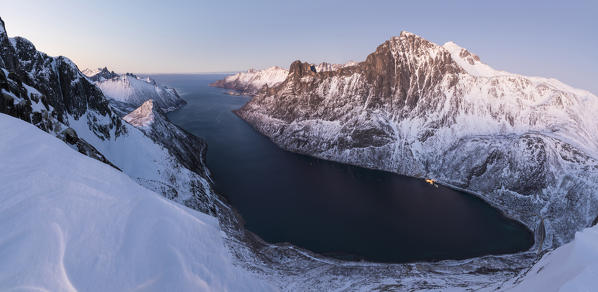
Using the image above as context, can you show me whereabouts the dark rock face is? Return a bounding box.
[235,31,598,249]
[0,21,124,140]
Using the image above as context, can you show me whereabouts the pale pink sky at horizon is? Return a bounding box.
[1,0,596,94]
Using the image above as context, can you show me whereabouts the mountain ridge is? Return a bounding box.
[233,31,598,250]
[83,67,186,115]
[3,15,598,291]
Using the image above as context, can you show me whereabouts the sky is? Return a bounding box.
[1,0,597,94]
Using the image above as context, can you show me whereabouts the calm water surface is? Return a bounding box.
[153,74,533,263]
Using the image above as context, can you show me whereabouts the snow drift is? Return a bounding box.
[0,113,275,292]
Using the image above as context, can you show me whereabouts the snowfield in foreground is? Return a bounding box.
[0,113,274,292]
[1,112,597,291]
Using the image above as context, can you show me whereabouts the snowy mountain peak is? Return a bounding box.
[210,66,289,95]
[123,99,156,129]
[398,30,417,38]
[85,67,119,81]
[88,68,186,114]
[81,68,98,76]
[442,41,501,77]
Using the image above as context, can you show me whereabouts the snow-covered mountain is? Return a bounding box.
[3,15,598,291]
[0,16,219,219]
[4,106,595,292]
[210,66,289,95]
[210,61,357,95]
[84,67,186,115]
[236,31,598,250]
[0,113,275,292]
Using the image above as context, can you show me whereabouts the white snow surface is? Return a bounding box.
[123,99,155,129]
[224,66,289,90]
[0,113,275,292]
[81,67,101,77]
[442,41,504,77]
[505,225,598,292]
[1,115,596,292]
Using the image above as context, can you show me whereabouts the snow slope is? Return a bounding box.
[504,224,598,292]
[0,113,275,292]
[123,99,156,129]
[210,66,289,95]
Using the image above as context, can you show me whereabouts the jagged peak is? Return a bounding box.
[289,60,316,77]
[399,30,417,37]
[85,66,120,81]
[389,31,426,42]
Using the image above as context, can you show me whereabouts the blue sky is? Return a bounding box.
[1,0,597,93]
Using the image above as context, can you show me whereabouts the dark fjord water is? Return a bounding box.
[154,74,534,263]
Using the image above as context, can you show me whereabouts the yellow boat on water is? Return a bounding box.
[425,179,438,188]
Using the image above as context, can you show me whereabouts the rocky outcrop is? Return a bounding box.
[236,31,598,250]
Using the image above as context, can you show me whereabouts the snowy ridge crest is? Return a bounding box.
[210,61,359,95]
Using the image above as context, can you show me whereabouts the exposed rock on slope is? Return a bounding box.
[84,67,186,115]
[236,31,598,250]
